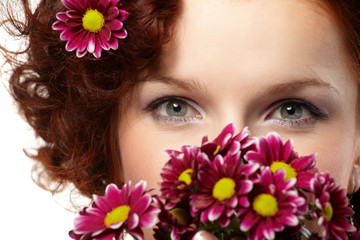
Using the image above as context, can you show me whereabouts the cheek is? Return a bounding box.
[316,145,354,189]
[294,129,357,189]
[119,128,169,191]
[118,122,203,190]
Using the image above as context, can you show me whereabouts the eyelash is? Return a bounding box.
[145,96,203,125]
[145,96,329,127]
[265,99,329,127]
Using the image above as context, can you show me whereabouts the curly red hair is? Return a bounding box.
[2,0,180,197]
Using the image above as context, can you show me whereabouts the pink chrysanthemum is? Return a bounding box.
[245,132,316,189]
[154,198,197,240]
[310,173,356,240]
[200,123,255,160]
[53,0,128,58]
[190,153,259,227]
[161,145,204,205]
[237,167,306,240]
[69,181,160,240]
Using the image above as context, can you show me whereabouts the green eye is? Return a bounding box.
[266,99,328,127]
[146,96,203,124]
[280,103,304,119]
[166,100,188,116]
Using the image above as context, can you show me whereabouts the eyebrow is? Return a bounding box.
[144,74,208,94]
[263,77,339,97]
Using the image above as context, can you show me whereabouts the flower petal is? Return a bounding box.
[113,28,128,39]
[105,19,123,31]
[237,179,253,195]
[87,33,96,53]
[128,228,144,240]
[127,213,139,230]
[208,202,225,222]
[139,212,158,228]
[105,6,119,20]
[118,9,129,21]
[240,211,260,232]
[52,21,69,31]
[97,0,111,13]
[104,184,124,208]
[99,27,111,41]
[56,12,68,22]
[63,0,86,12]
[131,195,151,216]
[93,195,112,213]
[130,181,146,204]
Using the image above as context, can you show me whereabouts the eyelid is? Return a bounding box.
[145,96,202,112]
[145,96,205,124]
[264,98,329,127]
[266,98,328,118]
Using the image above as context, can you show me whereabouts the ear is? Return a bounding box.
[348,160,360,194]
[348,132,360,194]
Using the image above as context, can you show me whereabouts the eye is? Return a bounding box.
[162,99,190,117]
[266,99,328,127]
[145,96,203,124]
[276,102,310,120]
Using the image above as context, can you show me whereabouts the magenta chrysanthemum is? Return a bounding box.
[310,173,356,240]
[52,0,128,58]
[190,153,259,227]
[69,181,160,240]
[245,132,316,189]
[237,167,306,240]
[161,145,204,205]
[154,198,197,240]
[200,123,255,160]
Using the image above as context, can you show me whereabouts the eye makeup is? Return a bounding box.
[144,96,204,125]
[264,98,331,128]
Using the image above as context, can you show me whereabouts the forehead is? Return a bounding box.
[158,0,347,80]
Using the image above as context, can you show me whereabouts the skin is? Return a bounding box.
[118,0,360,238]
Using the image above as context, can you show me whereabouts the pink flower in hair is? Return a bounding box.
[53,0,128,58]
[69,181,160,240]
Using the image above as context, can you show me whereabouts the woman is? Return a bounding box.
[2,0,360,239]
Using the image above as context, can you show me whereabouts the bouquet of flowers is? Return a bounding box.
[68,124,357,240]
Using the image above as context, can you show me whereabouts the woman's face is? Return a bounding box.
[118,0,360,193]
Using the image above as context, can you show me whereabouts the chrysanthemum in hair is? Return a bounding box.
[53,0,128,58]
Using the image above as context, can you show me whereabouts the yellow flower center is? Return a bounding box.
[82,9,105,33]
[213,145,221,155]
[322,203,334,222]
[104,205,130,228]
[170,208,190,226]
[253,193,278,217]
[178,169,193,185]
[212,177,236,201]
[270,161,297,181]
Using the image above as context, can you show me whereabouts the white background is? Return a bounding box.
[0,1,77,239]
[0,60,77,239]
[0,81,76,239]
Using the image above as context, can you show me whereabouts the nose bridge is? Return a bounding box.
[206,108,247,140]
